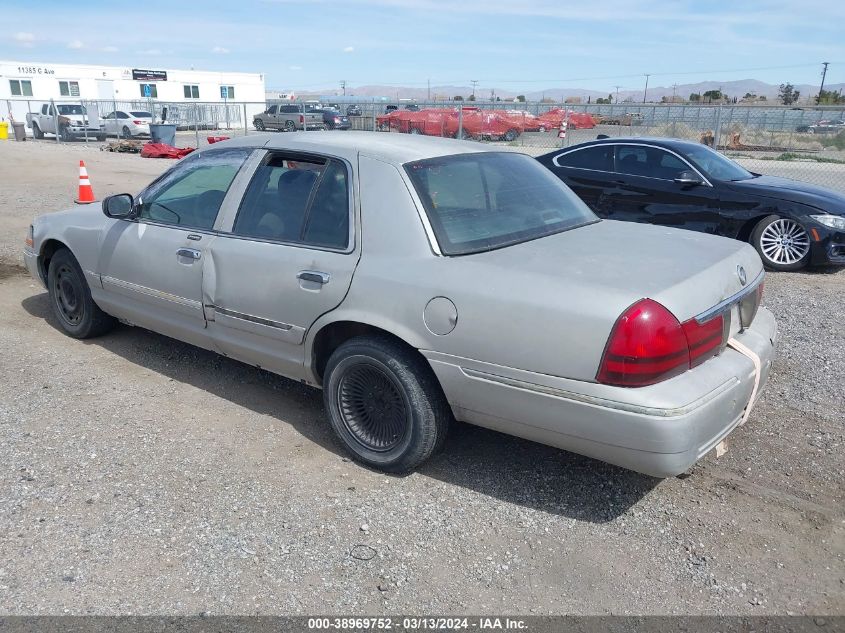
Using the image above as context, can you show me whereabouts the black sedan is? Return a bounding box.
[346,104,363,116]
[537,137,845,270]
[307,108,351,130]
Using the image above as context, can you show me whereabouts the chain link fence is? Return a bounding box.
[4,97,844,191]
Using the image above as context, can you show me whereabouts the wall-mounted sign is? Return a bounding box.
[132,69,167,82]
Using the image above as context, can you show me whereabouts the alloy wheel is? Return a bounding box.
[759,218,810,266]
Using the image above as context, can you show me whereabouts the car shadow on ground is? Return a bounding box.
[22,291,658,523]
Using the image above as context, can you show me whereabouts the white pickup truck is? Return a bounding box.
[25,103,105,141]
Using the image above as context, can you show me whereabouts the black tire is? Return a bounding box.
[284,120,296,132]
[254,119,265,131]
[750,214,811,271]
[32,122,44,139]
[378,123,390,132]
[47,248,116,339]
[60,125,73,142]
[96,135,106,142]
[323,335,451,473]
[503,128,519,142]
[121,125,132,139]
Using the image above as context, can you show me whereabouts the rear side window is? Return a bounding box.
[233,154,350,249]
[406,152,596,255]
[614,145,691,180]
[555,146,611,171]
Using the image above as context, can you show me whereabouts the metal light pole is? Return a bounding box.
[614,85,621,104]
[642,74,650,103]
[470,80,478,100]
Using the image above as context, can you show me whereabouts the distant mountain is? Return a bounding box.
[280,79,845,103]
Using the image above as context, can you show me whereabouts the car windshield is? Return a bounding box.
[57,105,86,115]
[683,145,754,181]
[405,152,598,255]
[130,111,152,118]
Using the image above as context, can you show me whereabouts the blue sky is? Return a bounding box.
[1,0,842,94]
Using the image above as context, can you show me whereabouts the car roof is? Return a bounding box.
[201,131,494,164]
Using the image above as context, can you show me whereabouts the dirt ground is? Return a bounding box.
[0,139,842,616]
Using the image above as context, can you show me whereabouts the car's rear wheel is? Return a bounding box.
[284,120,296,132]
[751,215,811,271]
[323,335,451,473]
[254,119,265,131]
[47,248,116,338]
[32,122,44,139]
[378,122,390,132]
[503,128,519,141]
[122,126,132,139]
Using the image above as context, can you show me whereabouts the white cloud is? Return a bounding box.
[289,65,303,70]
[67,39,84,49]
[102,45,119,52]
[136,48,162,55]
[343,45,354,53]
[14,32,35,47]
[212,45,230,54]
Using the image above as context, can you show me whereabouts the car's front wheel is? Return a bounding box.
[751,214,811,271]
[254,119,265,131]
[47,248,116,338]
[323,335,451,473]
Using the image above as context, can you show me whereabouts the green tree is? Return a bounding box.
[703,89,723,102]
[689,92,701,102]
[467,94,476,101]
[778,83,800,105]
[516,95,526,102]
[453,95,463,101]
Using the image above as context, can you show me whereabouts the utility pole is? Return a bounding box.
[470,79,478,100]
[671,83,677,102]
[614,85,621,103]
[642,74,650,103]
[340,80,346,96]
[818,62,829,104]
[427,78,430,101]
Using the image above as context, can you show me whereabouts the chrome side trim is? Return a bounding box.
[460,367,738,418]
[213,306,294,331]
[101,275,202,310]
[694,270,764,324]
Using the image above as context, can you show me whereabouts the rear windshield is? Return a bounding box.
[405,152,597,255]
[130,111,152,118]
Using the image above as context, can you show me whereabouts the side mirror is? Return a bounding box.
[674,170,704,186]
[102,193,135,219]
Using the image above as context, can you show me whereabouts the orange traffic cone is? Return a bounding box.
[74,160,96,204]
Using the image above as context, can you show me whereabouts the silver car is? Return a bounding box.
[22,132,777,477]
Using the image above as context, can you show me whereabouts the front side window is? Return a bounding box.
[232,154,350,249]
[183,84,200,99]
[683,145,753,181]
[556,146,612,171]
[138,148,251,229]
[405,152,596,255]
[614,145,693,180]
[10,79,33,96]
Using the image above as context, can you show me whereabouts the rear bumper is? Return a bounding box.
[424,307,778,478]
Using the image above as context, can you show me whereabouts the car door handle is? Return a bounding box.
[176,248,201,261]
[297,270,330,285]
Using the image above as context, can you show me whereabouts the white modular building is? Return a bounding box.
[0,60,266,128]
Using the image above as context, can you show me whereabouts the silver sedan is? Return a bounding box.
[22,132,777,477]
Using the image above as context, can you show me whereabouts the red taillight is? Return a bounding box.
[682,315,724,368]
[299,115,304,123]
[133,120,143,125]
[597,298,728,387]
[334,117,341,124]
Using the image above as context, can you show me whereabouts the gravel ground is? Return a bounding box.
[0,140,842,616]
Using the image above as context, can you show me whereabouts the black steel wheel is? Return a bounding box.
[323,335,451,472]
[254,119,265,131]
[47,248,116,339]
[122,125,132,139]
